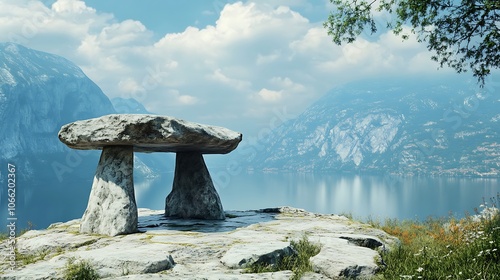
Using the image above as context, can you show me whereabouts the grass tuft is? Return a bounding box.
[15,249,50,265]
[0,232,7,242]
[62,257,100,280]
[19,221,35,236]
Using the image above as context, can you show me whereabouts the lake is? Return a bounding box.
[4,172,500,231]
[136,171,500,221]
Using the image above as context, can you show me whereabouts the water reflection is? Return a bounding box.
[4,172,499,231]
[212,173,500,221]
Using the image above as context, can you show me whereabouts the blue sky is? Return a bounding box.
[55,0,226,35]
[80,0,331,36]
[0,0,473,136]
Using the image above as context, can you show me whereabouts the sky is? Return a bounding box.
[0,0,470,136]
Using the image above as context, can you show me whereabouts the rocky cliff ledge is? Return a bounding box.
[1,207,398,279]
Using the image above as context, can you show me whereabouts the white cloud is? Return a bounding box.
[342,39,375,64]
[97,20,151,48]
[118,78,141,95]
[208,68,252,90]
[269,77,306,93]
[52,0,95,14]
[256,51,281,65]
[258,88,283,102]
[0,0,450,135]
[178,95,198,105]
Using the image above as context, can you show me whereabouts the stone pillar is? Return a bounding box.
[80,146,138,236]
[165,152,225,220]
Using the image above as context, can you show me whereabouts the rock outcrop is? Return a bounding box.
[58,114,242,236]
[0,207,398,279]
[58,114,242,154]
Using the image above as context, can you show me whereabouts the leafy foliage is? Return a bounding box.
[324,0,500,85]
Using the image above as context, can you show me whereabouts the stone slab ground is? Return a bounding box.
[0,207,399,279]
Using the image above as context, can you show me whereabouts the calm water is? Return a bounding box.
[3,172,499,231]
[136,172,500,222]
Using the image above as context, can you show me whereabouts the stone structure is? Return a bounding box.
[58,114,242,236]
[80,146,136,236]
[165,152,225,219]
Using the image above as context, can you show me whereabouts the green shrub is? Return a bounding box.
[247,234,321,280]
[62,257,100,280]
[284,235,322,280]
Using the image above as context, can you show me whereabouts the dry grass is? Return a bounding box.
[378,196,500,279]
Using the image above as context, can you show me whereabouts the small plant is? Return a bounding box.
[19,221,35,236]
[247,234,321,280]
[340,212,354,220]
[284,235,322,280]
[55,246,65,256]
[62,257,100,280]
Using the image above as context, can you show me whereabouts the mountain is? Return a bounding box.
[0,42,119,228]
[252,76,500,177]
[112,97,150,114]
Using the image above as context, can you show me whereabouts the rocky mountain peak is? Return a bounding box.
[253,76,500,176]
[0,42,85,86]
